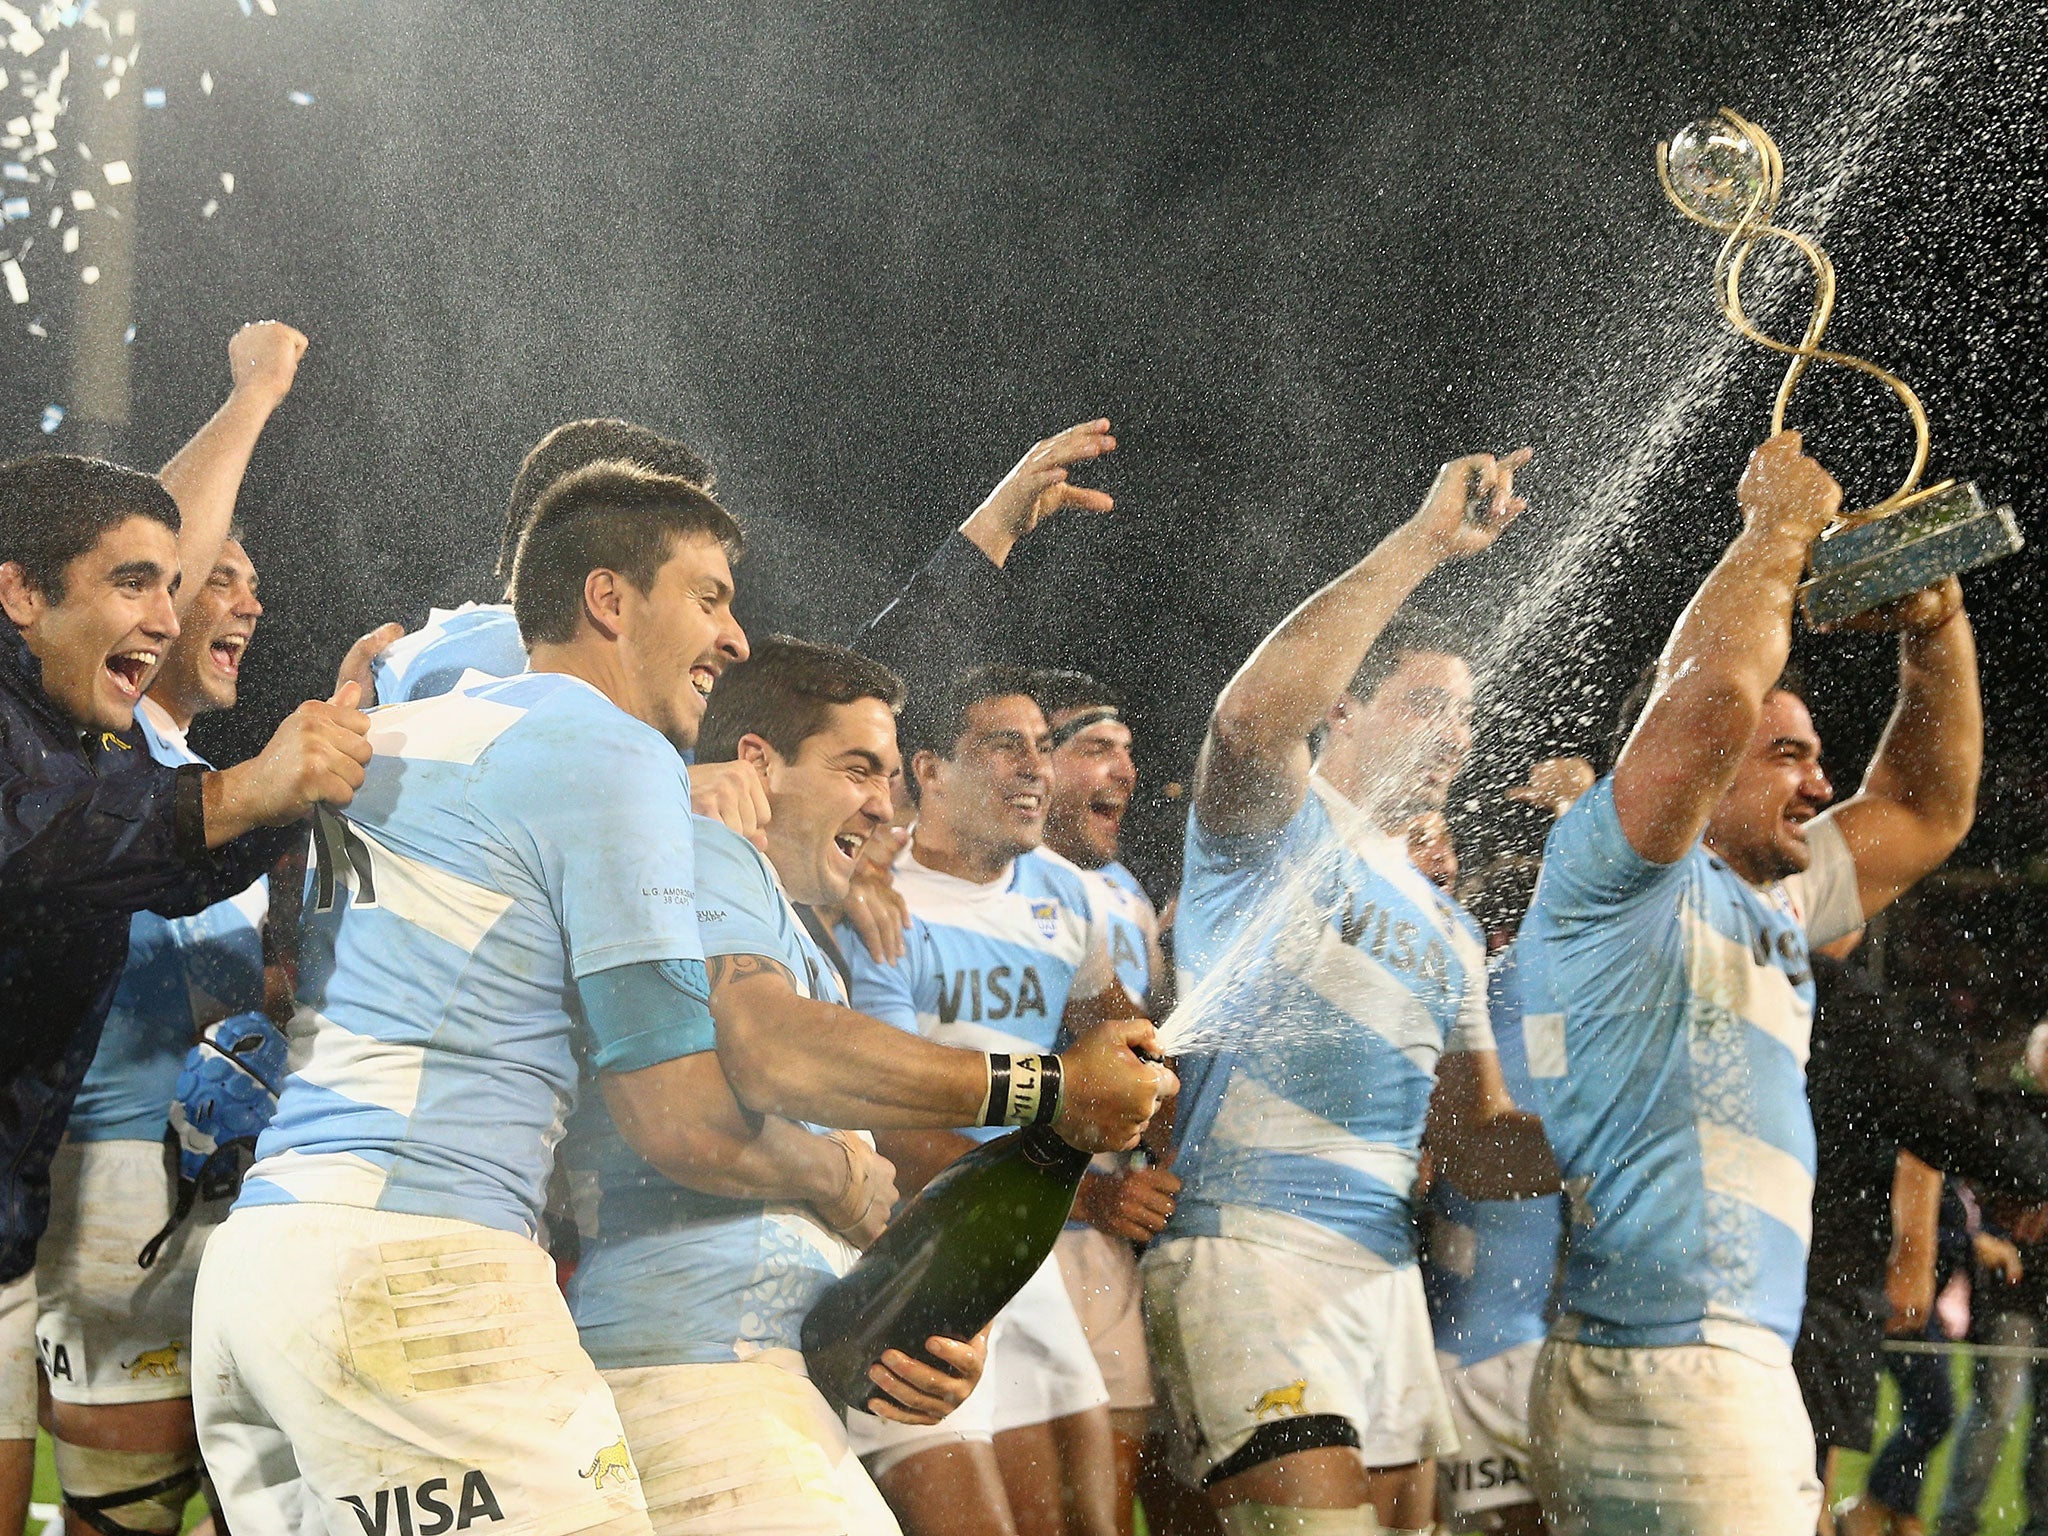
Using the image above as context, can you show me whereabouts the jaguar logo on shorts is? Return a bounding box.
[1249,1379,1307,1420]
[1030,900,1060,940]
[339,1471,503,1534]
[578,1437,636,1490]
[122,1344,182,1379]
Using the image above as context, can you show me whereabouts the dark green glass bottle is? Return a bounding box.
[802,1124,1091,1415]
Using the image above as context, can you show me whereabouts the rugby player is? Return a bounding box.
[1147,449,1556,1536]
[1519,431,1982,1533]
[840,665,1148,1536]
[1026,668,1175,1536]
[562,635,1171,1535]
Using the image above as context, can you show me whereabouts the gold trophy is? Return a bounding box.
[1658,109,2023,624]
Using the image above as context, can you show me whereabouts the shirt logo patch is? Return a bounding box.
[1030,899,1060,940]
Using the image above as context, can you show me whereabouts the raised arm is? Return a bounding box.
[157,322,307,615]
[1612,431,1840,864]
[1195,449,1529,839]
[1826,581,1980,916]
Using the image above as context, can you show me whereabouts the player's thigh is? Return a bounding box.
[195,1203,654,1536]
[1529,1337,1821,1536]
[604,1355,899,1536]
[873,1438,1018,1536]
[35,1139,221,1410]
[991,1254,1110,1438]
[0,1268,38,1443]
[1055,1228,1155,1415]
[1436,1342,1540,1531]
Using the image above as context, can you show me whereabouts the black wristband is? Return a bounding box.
[1032,1053,1063,1127]
[982,1053,1064,1128]
[981,1054,1014,1128]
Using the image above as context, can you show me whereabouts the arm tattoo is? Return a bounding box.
[705,952,796,995]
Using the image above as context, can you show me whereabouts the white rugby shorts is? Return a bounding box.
[1054,1226,1154,1413]
[35,1138,227,1406]
[0,1268,36,1440]
[1142,1235,1456,1486]
[605,1352,900,1536]
[193,1203,653,1536]
[1436,1340,1540,1526]
[1529,1335,1823,1536]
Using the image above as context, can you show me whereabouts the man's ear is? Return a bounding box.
[581,568,625,641]
[911,748,944,800]
[734,733,779,774]
[0,562,45,629]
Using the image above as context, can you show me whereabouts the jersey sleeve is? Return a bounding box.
[471,703,704,978]
[1785,809,1863,947]
[1071,876,1118,1003]
[691,819,794,968]
[1535,776,1689,923]
[1444,918,1496,1056]
[837,914,932,1035]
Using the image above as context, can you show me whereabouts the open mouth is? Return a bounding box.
[210,634,248,678]
[104,649,157,699]
[832,831,867,862]
[1088,792,1127,827]
[688,665,717,699]
[1005,790,1044,817]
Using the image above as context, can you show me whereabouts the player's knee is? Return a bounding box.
[53,1441,200,1536]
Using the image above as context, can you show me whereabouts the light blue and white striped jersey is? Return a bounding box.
[565,818,865,1368]
[370,603,526,705]
[1517,777,1863,1359]
[1074,855,1156,1008]
[1164,776,1492,1268]
[240,671,707,1240]
[839,841,1116,1144]
[70,701,266,1141]
[1422,945,1563,1367]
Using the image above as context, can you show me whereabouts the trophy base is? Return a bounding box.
[1800,481,2024,626]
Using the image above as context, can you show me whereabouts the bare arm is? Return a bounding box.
[1612,431,1840,864]
[1828,584,1980,916]
[157,322,307,614]
[1195,450,1529,839]
[1886,1150,1942,1335]
[1425,1051,1560,1201]
[600,1054,896,1244]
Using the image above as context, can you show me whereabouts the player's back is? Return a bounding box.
[243,670,701,1242]
[1165,775,1490,1267]
[372,603,526,704]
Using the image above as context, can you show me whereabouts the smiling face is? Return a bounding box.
[1704,689,1835,884]
[616,530,749,752]
[1043,710,1136,870]
[917,694,1052,865]
[0,515,182,733]
[1323,650,1476,830]
[147,537,261,726]
[750,697,902,907]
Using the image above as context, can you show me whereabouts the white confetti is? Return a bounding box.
[100,157,128,184]
[122,321,133,342]
[26,318,44,336]
[44,203,57,226]
[234,0,248,13]
[0,193,22,218]
[59,222,74,250]
[1,160,28,180]
[78,262,96,282]
[286,88,311,105]
[200,70,212,95]
[220,170,233,193]
[39,403,63,432]
[68,186,90,209]
[254,0,276,13]
[4,117,24,135]
[140,86,160,107]
[1,254,24,302]
[99,74,115,98]
[115,10,133,36]
[199,196,215,217]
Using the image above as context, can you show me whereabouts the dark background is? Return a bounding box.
[6,0,2045,892]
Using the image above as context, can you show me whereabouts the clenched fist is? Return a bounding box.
[229,320,309,406]
[1053,1018,1177,1154]
[203,682,373,846]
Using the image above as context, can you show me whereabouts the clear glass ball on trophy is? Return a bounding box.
[1663,114,1769,224]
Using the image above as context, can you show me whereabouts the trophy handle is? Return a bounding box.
[1658,109,1932,521]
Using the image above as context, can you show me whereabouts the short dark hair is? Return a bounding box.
[1605,658,1809,774]
[902,662,1044,764]
[0,455,180,602]
[696,635,905,765]
[498,420,716,583]
[510,462,743,647]
[1027,668,1122,721]
[1344,614,1471,706]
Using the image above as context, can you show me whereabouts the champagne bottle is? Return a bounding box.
[802,1124,1091,1415]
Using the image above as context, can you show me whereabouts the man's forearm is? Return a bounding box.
[714,972,991,1128]
[642,1113,848,1205]
[159,385,284,614]
[1861,608,1981,839]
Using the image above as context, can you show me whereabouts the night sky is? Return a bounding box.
[5,0,2044,889]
